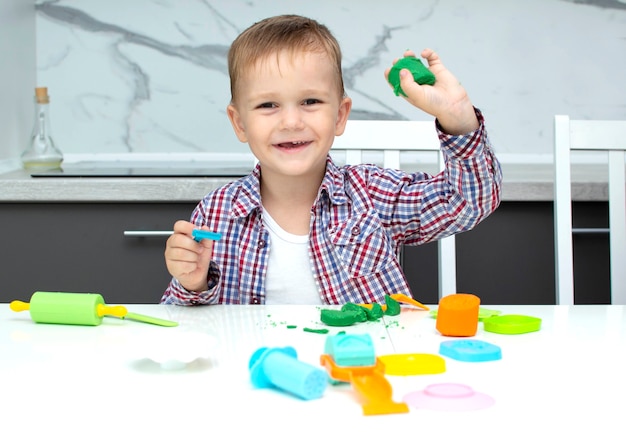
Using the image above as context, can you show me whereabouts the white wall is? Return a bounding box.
[25,0,626,159]
[0,0,36,162]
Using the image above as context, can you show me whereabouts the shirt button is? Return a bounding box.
[251,298,260,304]
[351,225,360,236]
[258,240,266,248]
[190,300,199,305]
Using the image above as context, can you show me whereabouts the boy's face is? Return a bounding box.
[227,50,352,181]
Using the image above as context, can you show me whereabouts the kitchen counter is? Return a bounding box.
[0,168,234,202]
[0,156,613,202]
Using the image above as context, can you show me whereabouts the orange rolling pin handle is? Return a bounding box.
[436,293,481,337]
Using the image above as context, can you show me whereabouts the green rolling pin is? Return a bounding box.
[10,291,127,326]
[11,291,178,327]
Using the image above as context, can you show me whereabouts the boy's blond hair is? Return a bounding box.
[228,15,345,103]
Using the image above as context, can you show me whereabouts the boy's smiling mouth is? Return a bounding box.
[273,140,312,149]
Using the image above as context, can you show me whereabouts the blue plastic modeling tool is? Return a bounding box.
[192,229,222,242]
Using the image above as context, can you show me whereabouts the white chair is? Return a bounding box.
[554,115,626,305]
[331,119,456,300]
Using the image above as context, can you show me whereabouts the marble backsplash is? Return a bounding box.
[35,0,626,158]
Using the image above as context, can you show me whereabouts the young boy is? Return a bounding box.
[162,14,502,306]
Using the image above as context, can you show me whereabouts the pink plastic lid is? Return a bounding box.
[403,383,495,411]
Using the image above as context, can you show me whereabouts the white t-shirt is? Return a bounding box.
[262,209,322,304]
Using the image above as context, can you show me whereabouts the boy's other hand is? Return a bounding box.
[384,49,478,135]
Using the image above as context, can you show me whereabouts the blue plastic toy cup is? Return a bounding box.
[249,346,327,400]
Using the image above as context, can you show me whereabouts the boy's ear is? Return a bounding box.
[334,96,352,136]
[226,104,248,143]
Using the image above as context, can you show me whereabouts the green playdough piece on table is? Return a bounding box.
[384,294,401,316]
[388,57,436,97]
[341,303,368,322]
[303,327,329,334]
[363,303,384,321]
[320,309,361,327]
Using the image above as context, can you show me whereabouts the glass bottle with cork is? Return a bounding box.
[21,87,63,170]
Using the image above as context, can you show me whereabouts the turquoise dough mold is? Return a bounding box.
[388,57,436,97]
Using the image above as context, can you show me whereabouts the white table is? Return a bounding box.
[1,304,624,436]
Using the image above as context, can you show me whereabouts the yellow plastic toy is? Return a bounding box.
[378,353,446,376]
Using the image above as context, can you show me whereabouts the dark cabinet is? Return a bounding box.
[1,202,196,304]
[404,201,611,305]
[1,201,610,305]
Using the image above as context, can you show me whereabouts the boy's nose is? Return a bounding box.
[280,107,305,130]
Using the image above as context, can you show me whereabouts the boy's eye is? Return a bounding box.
[258,102,277,109]
[303,98,321,106]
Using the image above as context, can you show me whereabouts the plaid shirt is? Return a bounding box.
[162,109,502,305]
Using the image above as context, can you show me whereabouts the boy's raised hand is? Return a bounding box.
[164,220,214,292]
[385,48,478,135]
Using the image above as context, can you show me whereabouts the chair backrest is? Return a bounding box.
[332,119,456,300]
[554,115,626,304]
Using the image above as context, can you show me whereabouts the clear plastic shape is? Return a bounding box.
[138,330,216,370]
[403,383,495,411]
[21,87,63,170]
[439,339,502,362]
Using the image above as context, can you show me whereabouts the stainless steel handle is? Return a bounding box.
[572,228,609,234]
[123,230,173,238]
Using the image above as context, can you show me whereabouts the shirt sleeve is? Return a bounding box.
[160,261,222,305]
[385,107,503,245]
[429,107,502,240]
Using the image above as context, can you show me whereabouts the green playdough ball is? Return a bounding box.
[388,57,436,97]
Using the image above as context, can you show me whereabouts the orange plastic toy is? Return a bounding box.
[320,333,409,416]
[358,293,430,312]
[435,293,481,337]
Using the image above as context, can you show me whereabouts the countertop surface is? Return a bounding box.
[0,156,613,202]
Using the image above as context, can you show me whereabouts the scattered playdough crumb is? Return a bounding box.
[385,320,401,328]
[286,325,297,329]
[303,327,330,334]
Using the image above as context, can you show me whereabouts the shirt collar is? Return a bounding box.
[231,156,349,219]
[231,164,263,219]
[318,156,349,206]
